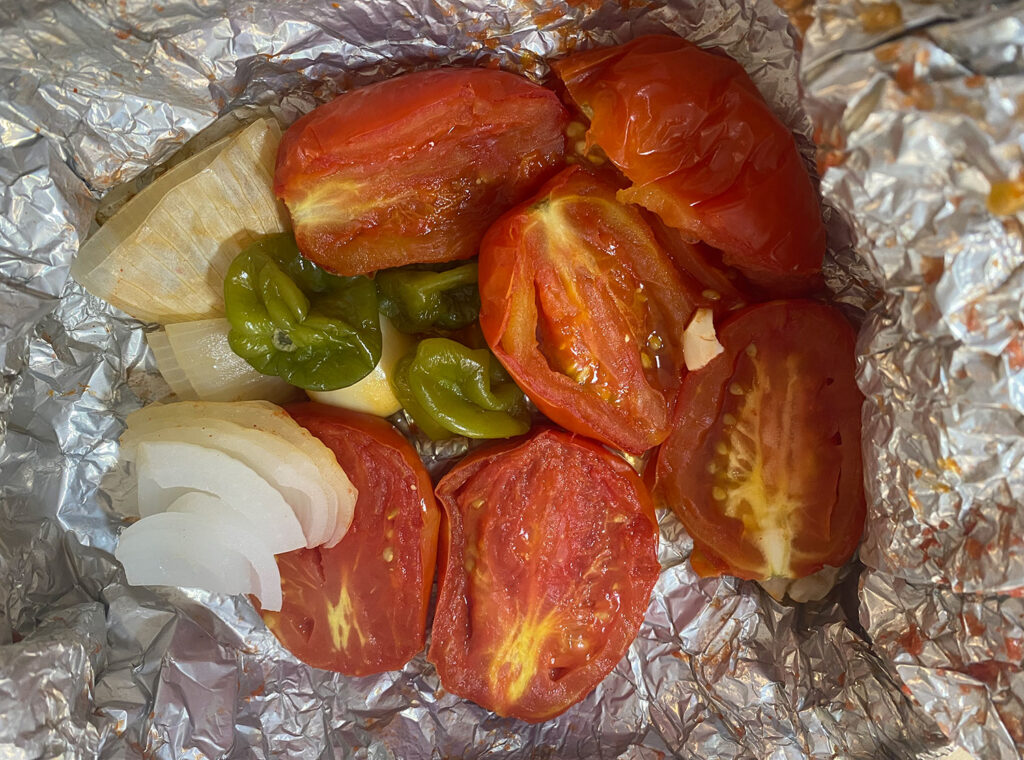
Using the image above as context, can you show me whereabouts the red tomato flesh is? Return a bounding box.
[274,68,568,276]
[261,403,440,676]
[429,429,660,723]
[654,300,865,581]
[479,165,703,454]
[553,35,826,294]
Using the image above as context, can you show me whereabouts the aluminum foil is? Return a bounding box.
[802,0,1024,756]
[0,0,1017,757]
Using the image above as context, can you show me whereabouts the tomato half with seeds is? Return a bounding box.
[275,68,568,276]
[553,35,826,294]
[261,403,440,676]
[428,428,660,723]
[653,300,865,581]
[478,165,703,454]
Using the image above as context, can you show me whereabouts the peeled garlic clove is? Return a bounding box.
[122,419,332,548]
[683,307,724,371]
[135,440,305,553]
[166,491,282,610]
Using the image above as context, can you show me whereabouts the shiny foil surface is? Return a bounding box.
[0,0,1017,757]
[802,1,1024,756]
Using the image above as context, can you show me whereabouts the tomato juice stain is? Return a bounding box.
[896,622,924,657]
[857,2,903,34]
[989,176,1024,216]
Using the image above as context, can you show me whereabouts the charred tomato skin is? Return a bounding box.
[261,403,440,676]
[428,428,660,722]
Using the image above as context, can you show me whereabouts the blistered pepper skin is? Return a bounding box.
[224,234,381,391]
[391,337,530,440]
[376,262,480,334]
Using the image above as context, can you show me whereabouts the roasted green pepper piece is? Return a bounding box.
[392,337,531,439]
[376,262,480,334]
[224,234,381,391]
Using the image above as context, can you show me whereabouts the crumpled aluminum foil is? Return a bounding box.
[802,1,1024,757]
[0,0,1017,757]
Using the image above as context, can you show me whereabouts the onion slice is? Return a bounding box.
[72,118,289,324]
[166,491,282,610]
[124,401,356,547]
[114,509,284,610]
[121,419,332,548]
[146,318,297,403]
[135,440,306,554]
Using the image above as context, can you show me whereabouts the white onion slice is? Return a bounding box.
[146,329,199,400]
[135,440,305,554]
[307,315,412,417]
[125,401,356,547]
[146,319,297,403]
[114,510,285,610]
[166,491,282,610]
[121,419,332,548]
[71,118,289,324]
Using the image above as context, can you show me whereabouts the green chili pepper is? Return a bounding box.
[376,262,480,334]
[224,233,381,391]
[391,337,531,439]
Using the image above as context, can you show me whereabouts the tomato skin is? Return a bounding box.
[428,428,660,723]
[274,68,568,276]
[553,35,826,294]
[262,403,440,676]
[653,300,865,581]
[478,165,703,454]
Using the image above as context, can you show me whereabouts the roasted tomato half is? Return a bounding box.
[653,300,865,581]
[429,429,660,722]
[274,68,568,276]
[478,165,702,454]
[262,403,440,676]
[554,35,826,294]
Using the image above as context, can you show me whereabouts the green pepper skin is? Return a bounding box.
[376,263,480,334]
[224,234,381,391]
[392,338,531,440]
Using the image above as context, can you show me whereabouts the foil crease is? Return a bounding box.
[0,0,1013,757]
[803,0,1024,756]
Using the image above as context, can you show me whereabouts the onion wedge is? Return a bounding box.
[147,319,297,403]
[114,508,283,610]
[135,440,306,554]
[165,491,282,610]
[121,419,332,548]
[72,118,289,324]
[124,401,356,547]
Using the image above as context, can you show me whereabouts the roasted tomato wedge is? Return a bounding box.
[261,403,440,676]
[429,429,660,722]
[643,213,752,317]
[553,35,826,294]
[274,68,568,276]
[653,300,865,581]
[478,165,702,454]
